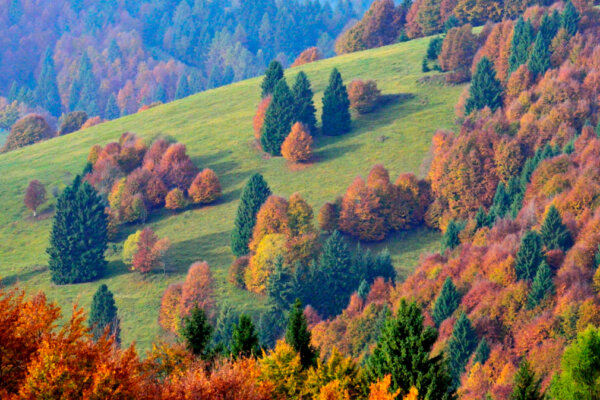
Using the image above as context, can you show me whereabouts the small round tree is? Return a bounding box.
[281,122,313,163]
[24,179,47,217]
[3,114,55,152]
[165,188,186,210]
[58,111,89,135]
[189,168,221,204]
[348,79,381,114]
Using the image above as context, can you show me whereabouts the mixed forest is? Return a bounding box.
[3,0,600,399]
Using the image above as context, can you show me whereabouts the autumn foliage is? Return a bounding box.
[130,227,171,274]
[24,180,46,216]
[348,80,381,114]
[189,169,222,204]
[291,47,322,67]
[281,122,314,163]
[2,114,55,152]
[253,96,272,141]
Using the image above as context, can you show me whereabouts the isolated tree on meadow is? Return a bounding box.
[2,114,55,152]
[291,72,317,132]
[24,179,46,217]
[188,168,221,204]
[231,173,271,257]
[281,122,313,162]
[321,68,351,136]
[261,60,284,98]
[261,79,295,155]
[89,284,121,344]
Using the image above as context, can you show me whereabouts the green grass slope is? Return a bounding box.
[0,36,463,351]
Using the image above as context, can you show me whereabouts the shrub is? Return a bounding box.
[348,80,381,114]
[58,111,88,135]
[165,188,186,210]
[81,116,103,129]
[2,114,55,152]
[281,122,313,163]
[188,168,221,204]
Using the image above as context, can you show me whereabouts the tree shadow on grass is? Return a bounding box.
[312,142,362,163]
[164,230,233,275]
[1,264,48,286]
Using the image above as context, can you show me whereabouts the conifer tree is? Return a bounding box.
[442,220,463,252]
[261,60,284,97]
[373,248,396,283]
[104,93,120,120]
[475,206,489,229]
[266,255,296,312]
[261,79,294,155]
[314,231,353,317]
[230,314,261,358]
[321,68,351,136]
[367,299,453,398]
[357,279,370,300]
[286,298,317,369]
[212,304,238,350]
[515,230,543,281]
[47,176,108,284]
[510,359,544,400]
[528,32,550,79]
[180,305,213,358]
[153,84,167,103]
[561,0,580,36]
[447,312,478,388]
[231,173,271,256]
[107,38,122,61]
[72,52,99,116]
[489,181,511,221]
[540,205,573,251]
[509,17,534,73]
[175,74,190,100]
[433,277,461,326]
[36,48,61,117]
[539,12,560,46]
[527,261,555,309]
[473,337,490,365]
[89,284,121,344]
[291,72,317,133]
[465,57,503,114]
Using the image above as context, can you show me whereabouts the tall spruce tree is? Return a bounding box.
[47,176,108,284]
[321,68,351,136]
[442,220,463,252]
[515,230,544,281]
[489,181,511,221]
[465,57,503,114]
[510,359,544,400]
[72,52,99,116]
[527,261,555,309]
[561,0,580,36]
[540,205,573,251]
[286,298,317,369]
[509,17,534,73]
[212,303,238,350]
[433,277,461,326]
[89,284,120,344]
[231,173,271,256]
[104,93,120,120]
[313,231,353,317]
[475,206,489,229]
[181,305,213,358]
[367,299,454,398]
[261,60,284,97]
[473,337,490,365]
[175,74,190,100]
[261,79,295,155]
[266,255,296,312]
[528,32,551,79]
[539,12,560,46]
[291,72,317,133]
[230,314,261,358]
[231,173,271,257]
[447,312,478,388]
[36,48,61,117]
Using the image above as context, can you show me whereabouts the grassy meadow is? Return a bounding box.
[0,36,463,351]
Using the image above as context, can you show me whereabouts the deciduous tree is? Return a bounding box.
[24,180,46,217]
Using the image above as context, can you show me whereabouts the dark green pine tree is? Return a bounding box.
[465,57,504,114]
[47,176,108,284]
[74,52,99,116]
[475,206,489,229]
[321,68,351,136]
[432,277,461,326]
[489,181,511,221]
[266,255,296,312]
[540,205,573,251]
[509,17,534,73]
[212,303,238,350]
[261,60,284,98]
[180,305,213,358]
[291,72,317,133]
[367,299,454,398]
[527,261,555,309]
[357,279,370,300]
[314,231,353,317]
[286,298,317,369]
[104,93,120,120]
[441,220,463,252]
[561,0,580,36]
[515,230,544,281]
[231,173,271,256]
[153,83,167,103]
[373,248,396,283]
[527,32,551,79]
[36,48,62,117]
[539,12,560,46]
[175,74,190,100]
[230,314,261,358]
[261,79,295,155]
[473,337,490,365]
[89,284,121,344]
[447,312,478,388]
[510,359,544,400]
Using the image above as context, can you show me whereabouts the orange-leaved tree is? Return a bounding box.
[281,122,313,163]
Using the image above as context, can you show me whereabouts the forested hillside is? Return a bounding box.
[2,0,600,399]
